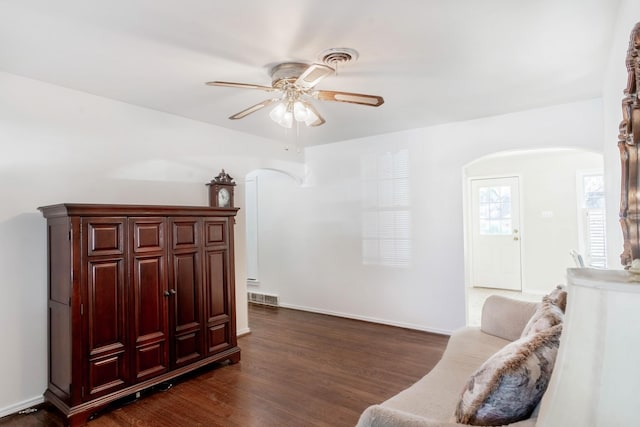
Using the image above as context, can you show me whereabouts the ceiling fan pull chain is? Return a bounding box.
[296,121,305,153]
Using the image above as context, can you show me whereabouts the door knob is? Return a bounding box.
[513,236,519,241]
[163,291,170,297]
[169,289,177,295]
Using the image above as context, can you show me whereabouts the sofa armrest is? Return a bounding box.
[480,295,538,341]
[356,405,463,427]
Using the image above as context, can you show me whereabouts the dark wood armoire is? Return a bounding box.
[39,204,240,426]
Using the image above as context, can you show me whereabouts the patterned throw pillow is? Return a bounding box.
[454,324,562,426]
[545,285,567,312]
[520,286,567,337]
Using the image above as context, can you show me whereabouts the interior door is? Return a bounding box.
[470,177,522,290]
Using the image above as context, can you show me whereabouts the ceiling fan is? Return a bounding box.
[205,50,384,128]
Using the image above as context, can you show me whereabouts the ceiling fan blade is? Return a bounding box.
[229,98,279,120]
[304,102,326,127]
[314,90,384,107]
[295,64,334,89]
[206,81,277,92]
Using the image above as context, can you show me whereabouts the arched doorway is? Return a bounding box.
[463,148,605,325]
[244,168,303,304]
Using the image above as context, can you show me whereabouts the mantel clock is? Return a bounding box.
[208,169,236,208]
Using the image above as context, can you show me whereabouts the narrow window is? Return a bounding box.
[361,149,411,267]
[579,173,607,268]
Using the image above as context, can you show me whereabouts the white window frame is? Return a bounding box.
[576,170,607,268]
[361,149,412,267]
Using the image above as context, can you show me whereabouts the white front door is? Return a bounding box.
[470,177,522,290]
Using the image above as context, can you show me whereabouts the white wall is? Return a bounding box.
[465,150,603,292]
[252,99,603,335]
[0,71,303,416]
[603,1,640,268]
[1,22,624,411]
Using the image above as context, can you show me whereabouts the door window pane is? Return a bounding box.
[478,185,511,235]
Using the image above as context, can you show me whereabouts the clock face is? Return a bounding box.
[217,187,230,207]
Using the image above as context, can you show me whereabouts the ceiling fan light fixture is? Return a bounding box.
[304,107,320,127]
[293,101,310,122]
[271,99,316,128]
[269,102,293,128]
[280,111,293,128]
[269,102,286,122]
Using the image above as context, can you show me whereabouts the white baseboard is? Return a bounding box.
[0,395,44,418]
[278,302,453,336]
[237,327,251,337]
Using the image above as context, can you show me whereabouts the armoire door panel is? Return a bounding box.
[204,220,226,245]
[205,250,228,320]
[174,253,199,327]
[172,219,198,248]
[130,217,169,381]
[86,219,125,256]
[207,323,230,354]
[136,342,167,379]
[204,248,231,357]
[87,260,126,354]
[175,333,201,365]
[49,302,71,395]
[131,254,168,379]
[83,211,130,399]
[170,238,204,367]
[132,219,164,253]
[48,221,71,304]
[88,352,126,396]
[133,257,165,338]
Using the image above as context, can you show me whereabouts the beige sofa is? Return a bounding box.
[356,295,542,427]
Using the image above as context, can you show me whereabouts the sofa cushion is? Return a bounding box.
[454,324,562,426]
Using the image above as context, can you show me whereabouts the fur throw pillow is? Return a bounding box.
[454,324,562,426]
[545,285,567,312]
[520,286,566,338]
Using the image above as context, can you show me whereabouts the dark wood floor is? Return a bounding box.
[1,305,449,427]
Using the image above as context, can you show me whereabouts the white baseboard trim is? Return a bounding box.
[237,327,251,337]
[0,395,44,419]
[278,303,453,336]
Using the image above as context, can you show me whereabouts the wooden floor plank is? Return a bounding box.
[0,305,449,427]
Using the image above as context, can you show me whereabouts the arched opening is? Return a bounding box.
[462,148,605,325]
[244,168,303,304]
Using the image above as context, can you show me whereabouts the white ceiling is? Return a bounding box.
[0,0,620,146]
